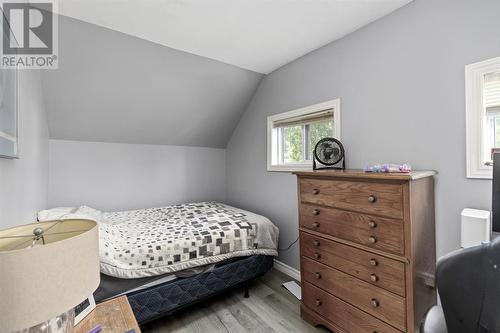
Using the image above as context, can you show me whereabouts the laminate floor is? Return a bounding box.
[141,268,329,333]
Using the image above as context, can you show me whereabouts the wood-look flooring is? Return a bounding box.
[141,268,329,333]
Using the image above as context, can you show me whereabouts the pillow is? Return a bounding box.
[38,206,103,223]
[38,207,77,221]
[70,206,103,222]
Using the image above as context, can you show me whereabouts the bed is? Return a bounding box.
[38,202,278,325]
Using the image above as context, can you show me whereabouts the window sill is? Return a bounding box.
[267,164,313,172]
[467,173,493,180]
[467,167,492,179]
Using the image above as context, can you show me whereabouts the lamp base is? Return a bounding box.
[12,309,75,333]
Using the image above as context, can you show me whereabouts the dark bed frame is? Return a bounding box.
[123,254,274,325]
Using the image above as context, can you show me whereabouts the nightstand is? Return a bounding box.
[74,296,141,333]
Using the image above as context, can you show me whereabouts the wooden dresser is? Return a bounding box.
[295,170,436,333]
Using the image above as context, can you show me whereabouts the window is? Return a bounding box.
[466,56,500,178]
[267,99,340,171]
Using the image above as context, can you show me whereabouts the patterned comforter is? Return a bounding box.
[38,202,279,279]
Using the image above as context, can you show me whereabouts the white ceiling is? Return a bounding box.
[57,0,412,74]
[43,16,263,148]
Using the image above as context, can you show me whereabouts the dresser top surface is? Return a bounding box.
[293,169,436,180]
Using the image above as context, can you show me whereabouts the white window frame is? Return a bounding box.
[267,98,341,172]
[466,56,500,179]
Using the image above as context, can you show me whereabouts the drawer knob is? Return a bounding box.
[371,298,380,308]
[370,274,379,282]
[315,299,322,306]
[312,222,320,228]
[313,240,320,246]
[368,195,377,203]
[314,252,321,259]
[312,189,320,195]
[368,236,377,244]
[312,209,320,216]
[368,220,377,228]
[370,259,378,266]
[315,272,322,279]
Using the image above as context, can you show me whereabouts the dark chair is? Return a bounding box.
[422,238,500,333]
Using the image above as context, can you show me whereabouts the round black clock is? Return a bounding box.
[313,137,345,170]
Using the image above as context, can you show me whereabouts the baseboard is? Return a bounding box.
[273,259,301,282]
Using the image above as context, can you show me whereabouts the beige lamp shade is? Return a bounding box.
[0,219,100,332]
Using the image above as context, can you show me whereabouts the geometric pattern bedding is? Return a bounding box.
[38,202,278,279]
[127,254,274,324]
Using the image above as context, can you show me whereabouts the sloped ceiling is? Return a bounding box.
[44,2,413,148]
[42,16,262,148]
[57,0,413,74]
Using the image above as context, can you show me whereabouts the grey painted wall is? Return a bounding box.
[49,140,226,212]
[42,15,262,148]
[0,71,49,228]
[226,0,500,269]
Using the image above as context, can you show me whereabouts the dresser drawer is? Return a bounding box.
[302,256,406,330]
[300,178,403,219]
[300,232,405,296]
[302,282,403,333]
[300,203,404,255]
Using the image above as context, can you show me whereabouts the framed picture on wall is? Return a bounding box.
[0,13,19,159]
[0,68,18,158]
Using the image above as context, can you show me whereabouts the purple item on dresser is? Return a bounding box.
[86,325,101,333]
[364,163,411,173]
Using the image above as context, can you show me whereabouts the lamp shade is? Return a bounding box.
[0,219,100,332]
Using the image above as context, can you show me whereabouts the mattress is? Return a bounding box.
[126,254,274,324]
[95,271,177,303]
[38,202,279,278]
[94,256,244,302]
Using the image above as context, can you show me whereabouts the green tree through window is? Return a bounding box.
[281,119,334,163]
[308,121,334,160]
[283,126,302,163]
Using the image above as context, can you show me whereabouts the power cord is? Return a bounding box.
[278,236,299,252]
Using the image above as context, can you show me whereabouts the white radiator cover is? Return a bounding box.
[461,208,491,248]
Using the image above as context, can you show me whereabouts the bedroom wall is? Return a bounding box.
[0,71,49,228]
[48,140,226,211]
[41,15,262,149]
[226,0,500,269]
